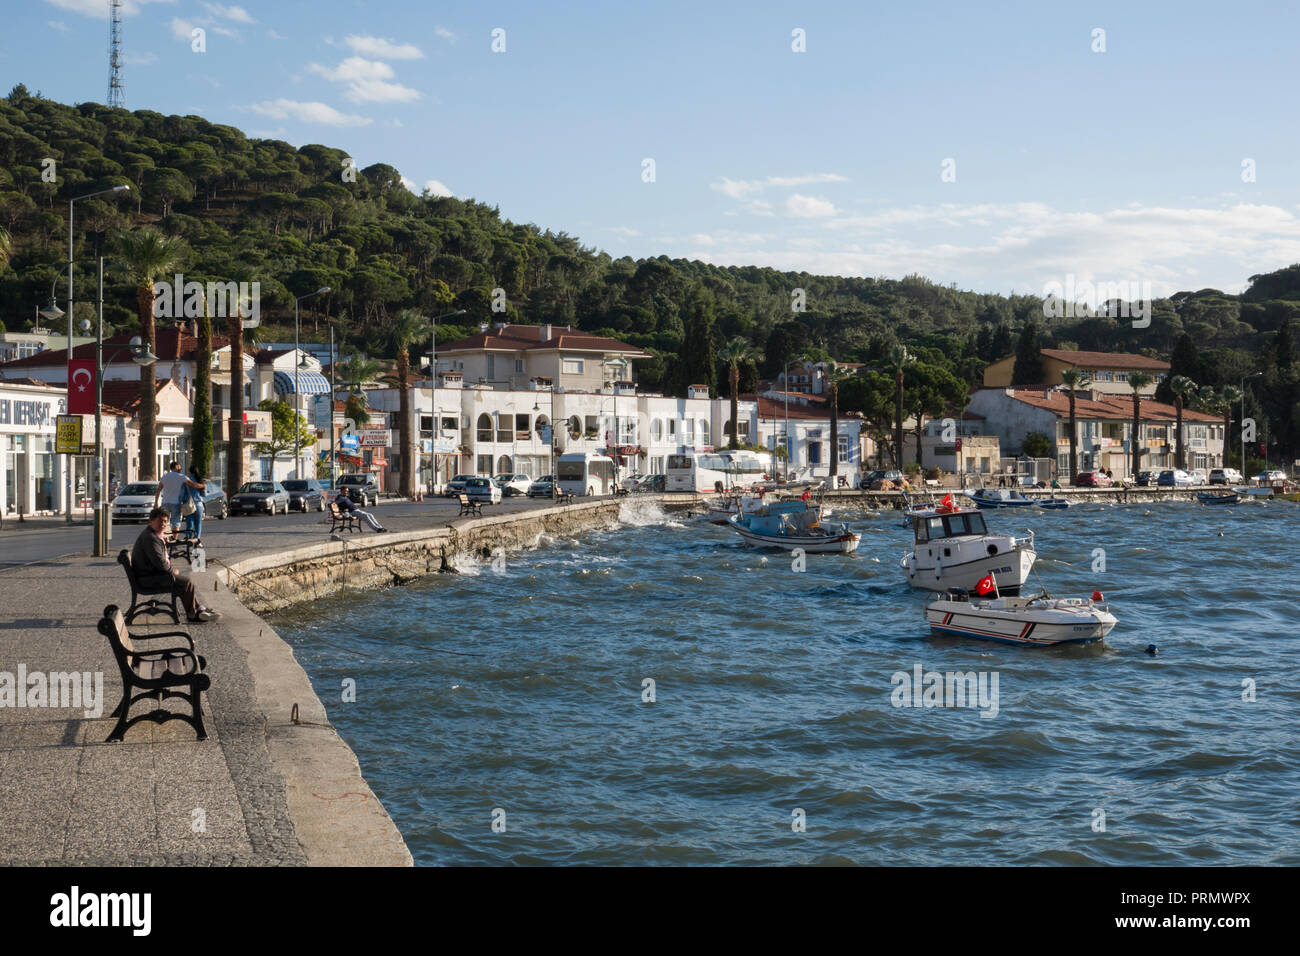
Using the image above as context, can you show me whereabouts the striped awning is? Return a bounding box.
[273,370,331,395]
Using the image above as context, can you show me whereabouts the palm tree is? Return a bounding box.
[889,345,913,470]
[225,296,249,494]
[1060,368,1092,482]
[1126,372,1154,478]
[1219,385,1242,468]
[824,361,854,482]
[116,228,188,480]
[1168,374,1196,470]
[385,309,429,498]
[719,337,756,449]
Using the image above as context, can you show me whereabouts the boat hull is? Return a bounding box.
[728,514,860,553]
[904,545,1035,595]
[926,597,1116,646]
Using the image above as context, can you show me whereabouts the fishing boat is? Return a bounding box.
[925,587,1117,647]
[901,504,1036,594]
[1196,491,1240,506]
[706,491,831,525]
[969,487,1069,510]
[728,501,860,553]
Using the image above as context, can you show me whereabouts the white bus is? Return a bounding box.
[666,450,772,493]
[557,452,617,496]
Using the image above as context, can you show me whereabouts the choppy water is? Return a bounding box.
[271,498,1300,865]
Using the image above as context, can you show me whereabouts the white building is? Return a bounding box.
[0,381,69,516]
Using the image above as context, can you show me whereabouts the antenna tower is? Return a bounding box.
[107,0,125,109]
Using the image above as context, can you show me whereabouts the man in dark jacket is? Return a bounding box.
[132,507,221,623]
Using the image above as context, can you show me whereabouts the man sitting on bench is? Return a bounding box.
[132,507,222,623]
[336,488,387,532]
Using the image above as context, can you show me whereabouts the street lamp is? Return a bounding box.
[534,382,556,499]
[425,309,466,495]
[66,184,129,522]
[293,287,330,479]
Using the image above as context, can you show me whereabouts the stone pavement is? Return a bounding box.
[0,496,536,865]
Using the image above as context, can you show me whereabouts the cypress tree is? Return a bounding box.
[1011,321,1044,385]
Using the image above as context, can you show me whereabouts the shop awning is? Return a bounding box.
[273,370,331,395]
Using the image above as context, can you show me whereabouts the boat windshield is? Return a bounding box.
[915,510,988,541]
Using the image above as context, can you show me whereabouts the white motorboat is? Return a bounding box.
[728,501,860,553]
[901,504,1035,594]
[925,588,1117,646]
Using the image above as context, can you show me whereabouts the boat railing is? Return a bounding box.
[1012,530,1035,550]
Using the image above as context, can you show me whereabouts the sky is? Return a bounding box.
[5,0,1300,299]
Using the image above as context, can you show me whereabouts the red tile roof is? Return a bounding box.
[1040,349,1170,371]
[1006,387,1217,422]
[0,329,238,369]
[99,378,173,413]
[745,394,857,421]
[438,324,650,357]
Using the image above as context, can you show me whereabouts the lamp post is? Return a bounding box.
[425,309,466,494]
[65,184,129,520]
[293,287,330,479]
[328,323,336,489]
[1241,372,1262,478]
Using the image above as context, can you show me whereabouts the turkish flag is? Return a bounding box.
[941,493,954,509]
[975,572,997,596]
[1092,590,1104,602]
[66,359,96,415]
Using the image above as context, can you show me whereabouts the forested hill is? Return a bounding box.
[1,85,1298,400]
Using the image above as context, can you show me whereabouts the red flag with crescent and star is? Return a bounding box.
[940,493,954,510]
[66,359,96,415]
[975,572,997,596]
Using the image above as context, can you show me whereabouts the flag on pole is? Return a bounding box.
[1092,590,1104,602]
[940,493,954,510]
[975,572,997,596]
[66,359,96,415]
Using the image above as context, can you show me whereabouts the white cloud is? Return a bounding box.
[310,56,421,103]
[434,26,456,43]
[170,17,196,40]
[423,179,453,198]
[343,34,424,60]
[785,194,837,218]
[267,29,286,40]
[47,19,69,32]
[605,226,641,238]
[202,2,255,22]
[247,99,372,126]
[44,0,175,17]
[400,176,418,192]
[711,173,847,199]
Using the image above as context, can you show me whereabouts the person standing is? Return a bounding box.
[183,465,207,544]
[132,508,221,623]
[155,461,201,531]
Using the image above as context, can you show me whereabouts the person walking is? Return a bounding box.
[154,461,203,531]
[183,465,207,544]
[132,508,221,623]
[336,487,387,532]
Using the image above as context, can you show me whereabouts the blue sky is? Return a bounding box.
[6,0,1300,297]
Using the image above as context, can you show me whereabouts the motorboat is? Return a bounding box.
[969,487,1069,510]
[925,588,1117,647]
[706,491,831,525]
[901,504,1036,594]
[728,501,860,553]
[1196,491,1240,506]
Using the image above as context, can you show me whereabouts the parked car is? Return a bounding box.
[1157,469,1194,487]
[494,473,533,497]
[1253,470,1289,484]
[232,481,290,515]
[463,476,502,504]
[335,473,379,507]
[861,469,904,488]
[198,479,228,519]
[1187,469,1208,485]
[636,474,667,493]
[1208,468,1243,485]
[1073,471,1114,487]
[446,474,478,497]
[110,482,166,522]
[527,475,556,498]
[620,473,646,491]
[283,478,327,512]
[1133,471,1155,487]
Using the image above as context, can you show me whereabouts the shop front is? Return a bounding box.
[0,383,67,517]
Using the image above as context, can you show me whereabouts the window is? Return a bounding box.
[487,355,495,379]
[698,420,709,445]
[568,416,582,439]
[584,415,600,439]
[838,436,850,462]
[682,419,694,442]
[668,419,677,437]
[651,419,663,441]
[476,455,493,474]
[562,358,584,375]
[477,413,493,442]
[515,359,524,373]
[497,414,511,443]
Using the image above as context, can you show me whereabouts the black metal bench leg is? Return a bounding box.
[190,681,208,740]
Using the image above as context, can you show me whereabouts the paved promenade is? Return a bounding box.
[0,495,546,865]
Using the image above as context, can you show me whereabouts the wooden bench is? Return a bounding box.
[97,604,210,742]
[555,490,575,505]
[457,493,483,517]
[117,549,181,624]
[166,528,197,564]
[328,500,360,533]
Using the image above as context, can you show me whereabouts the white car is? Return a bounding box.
[1208,468,1243,485]
[1253,470,1288,484]
[1187,469,1208,485]
[463,477,502,504]
[111,481,164,522]
[493,473,532,496]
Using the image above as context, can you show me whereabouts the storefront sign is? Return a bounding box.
[56,415,83,454]
[359,429,391,447]
[0,397,56,428]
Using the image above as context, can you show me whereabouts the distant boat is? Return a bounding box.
[1196,491,1240,506]
[969,488,1069,510]
[728,501,860,553]
[926,589,1117,647]
[901,504,1036,595]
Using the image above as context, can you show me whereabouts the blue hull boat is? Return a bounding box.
[1197,491,1239,506]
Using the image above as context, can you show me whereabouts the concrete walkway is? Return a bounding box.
[0,496,559,865]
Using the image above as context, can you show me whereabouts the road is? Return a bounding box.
[0,494,556,571]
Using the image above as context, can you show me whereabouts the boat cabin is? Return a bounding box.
[912,508,989,543]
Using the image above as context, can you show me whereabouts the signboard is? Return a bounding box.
[56,415,83,454]
[434,438,457,454]
[312,393,334,428]
[340,433,360,451]
[359,428,391,447]
[540,424,553,444]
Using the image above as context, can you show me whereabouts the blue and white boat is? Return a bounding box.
[969,488,1069,510]
[728,501,860,553]
[925,589,1116,646]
